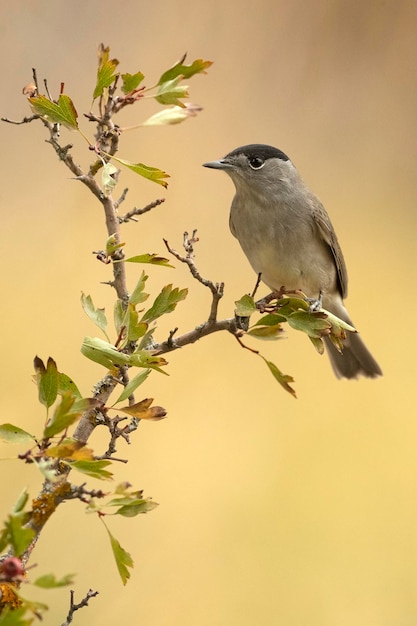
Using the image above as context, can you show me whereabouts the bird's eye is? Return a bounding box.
[248,156,265,170]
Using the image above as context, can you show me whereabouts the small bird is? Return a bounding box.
[203,144,382,379]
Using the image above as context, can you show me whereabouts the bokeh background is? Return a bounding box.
[1,1,417,624]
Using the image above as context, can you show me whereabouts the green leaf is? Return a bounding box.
[253,313,287,326]
[58,372,82,399]
[81,337,129,369]
[0,424,34,444]
[43,396,97,439]
[121,71,144,94]
[106,234,125,256]
[287,311,331,338]
[102,520,133,585]
[71,459,113,481]
[113,498,158,518]
[0,527,9,553]
[111,156,170,188]
[6,514,35,556]
[34,356,59,409]
[34,573,75,588]
[158,54,212,84]
[234,294,257,317]
[118,304,148,343]
[142,284,188,322]
[114,369,151,404]
[129,271,149,306]
[81,293,109,340]
[125,253,174,268]
[156,76,189,107]
[29,94,78,129]
[93,47,119,99]
[261,357,296,398]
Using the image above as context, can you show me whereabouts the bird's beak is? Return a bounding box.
[202,159,231,170]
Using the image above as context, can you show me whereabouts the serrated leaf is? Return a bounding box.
[34,573,75,588]
[0,527,9,553]
[58,373,82,399]
[6,515,35,557]
[234,294,257,317]
[119,398,167,421]
[93,49,119,99]
[156,76,189,107]
[158,54,212,84]
[102,520,133,585]
[125,253,174,268]
[71,459,113,480]
[114,498,158,517]
[129,271,149,306]
[261,357,296,398]
[0,424,34,444]
[81,293,109,340]
[121,71,144,94]
[111,156,170,188]
[34,356,58,409]
[114,369,151,404]
[142,284,188,322]
[29,94,78,129]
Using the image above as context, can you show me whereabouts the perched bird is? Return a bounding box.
[203,144,381,379]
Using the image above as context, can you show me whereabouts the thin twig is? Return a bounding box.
[61,589,99,626]
[119,197,165,222]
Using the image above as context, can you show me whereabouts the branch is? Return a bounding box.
[119,197,165,222]
[61,589,99,626]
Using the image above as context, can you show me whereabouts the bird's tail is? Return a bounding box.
[323,298,382,380]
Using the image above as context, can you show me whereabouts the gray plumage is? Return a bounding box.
[204,144,382,379]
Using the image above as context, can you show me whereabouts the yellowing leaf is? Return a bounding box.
[119,398,167,421]
[261,357,296,398]
[29,94,78,129]
[93,48,119,100]
[156,76,189,107]
[125,253,174,268]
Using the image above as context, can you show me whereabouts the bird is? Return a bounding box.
[203,144,382,379]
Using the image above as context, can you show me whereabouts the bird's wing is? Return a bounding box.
[312,202,349,299]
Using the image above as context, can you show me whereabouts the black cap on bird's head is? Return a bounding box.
[203,144,290,173]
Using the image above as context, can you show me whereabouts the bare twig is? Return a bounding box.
[164,230,224,323]
[1,115,39,125]
[61,589,99,626]
[119,197,165,222]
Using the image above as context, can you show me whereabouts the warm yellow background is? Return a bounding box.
[1,1,416,624]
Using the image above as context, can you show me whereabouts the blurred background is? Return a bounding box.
[1,1,416,624]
